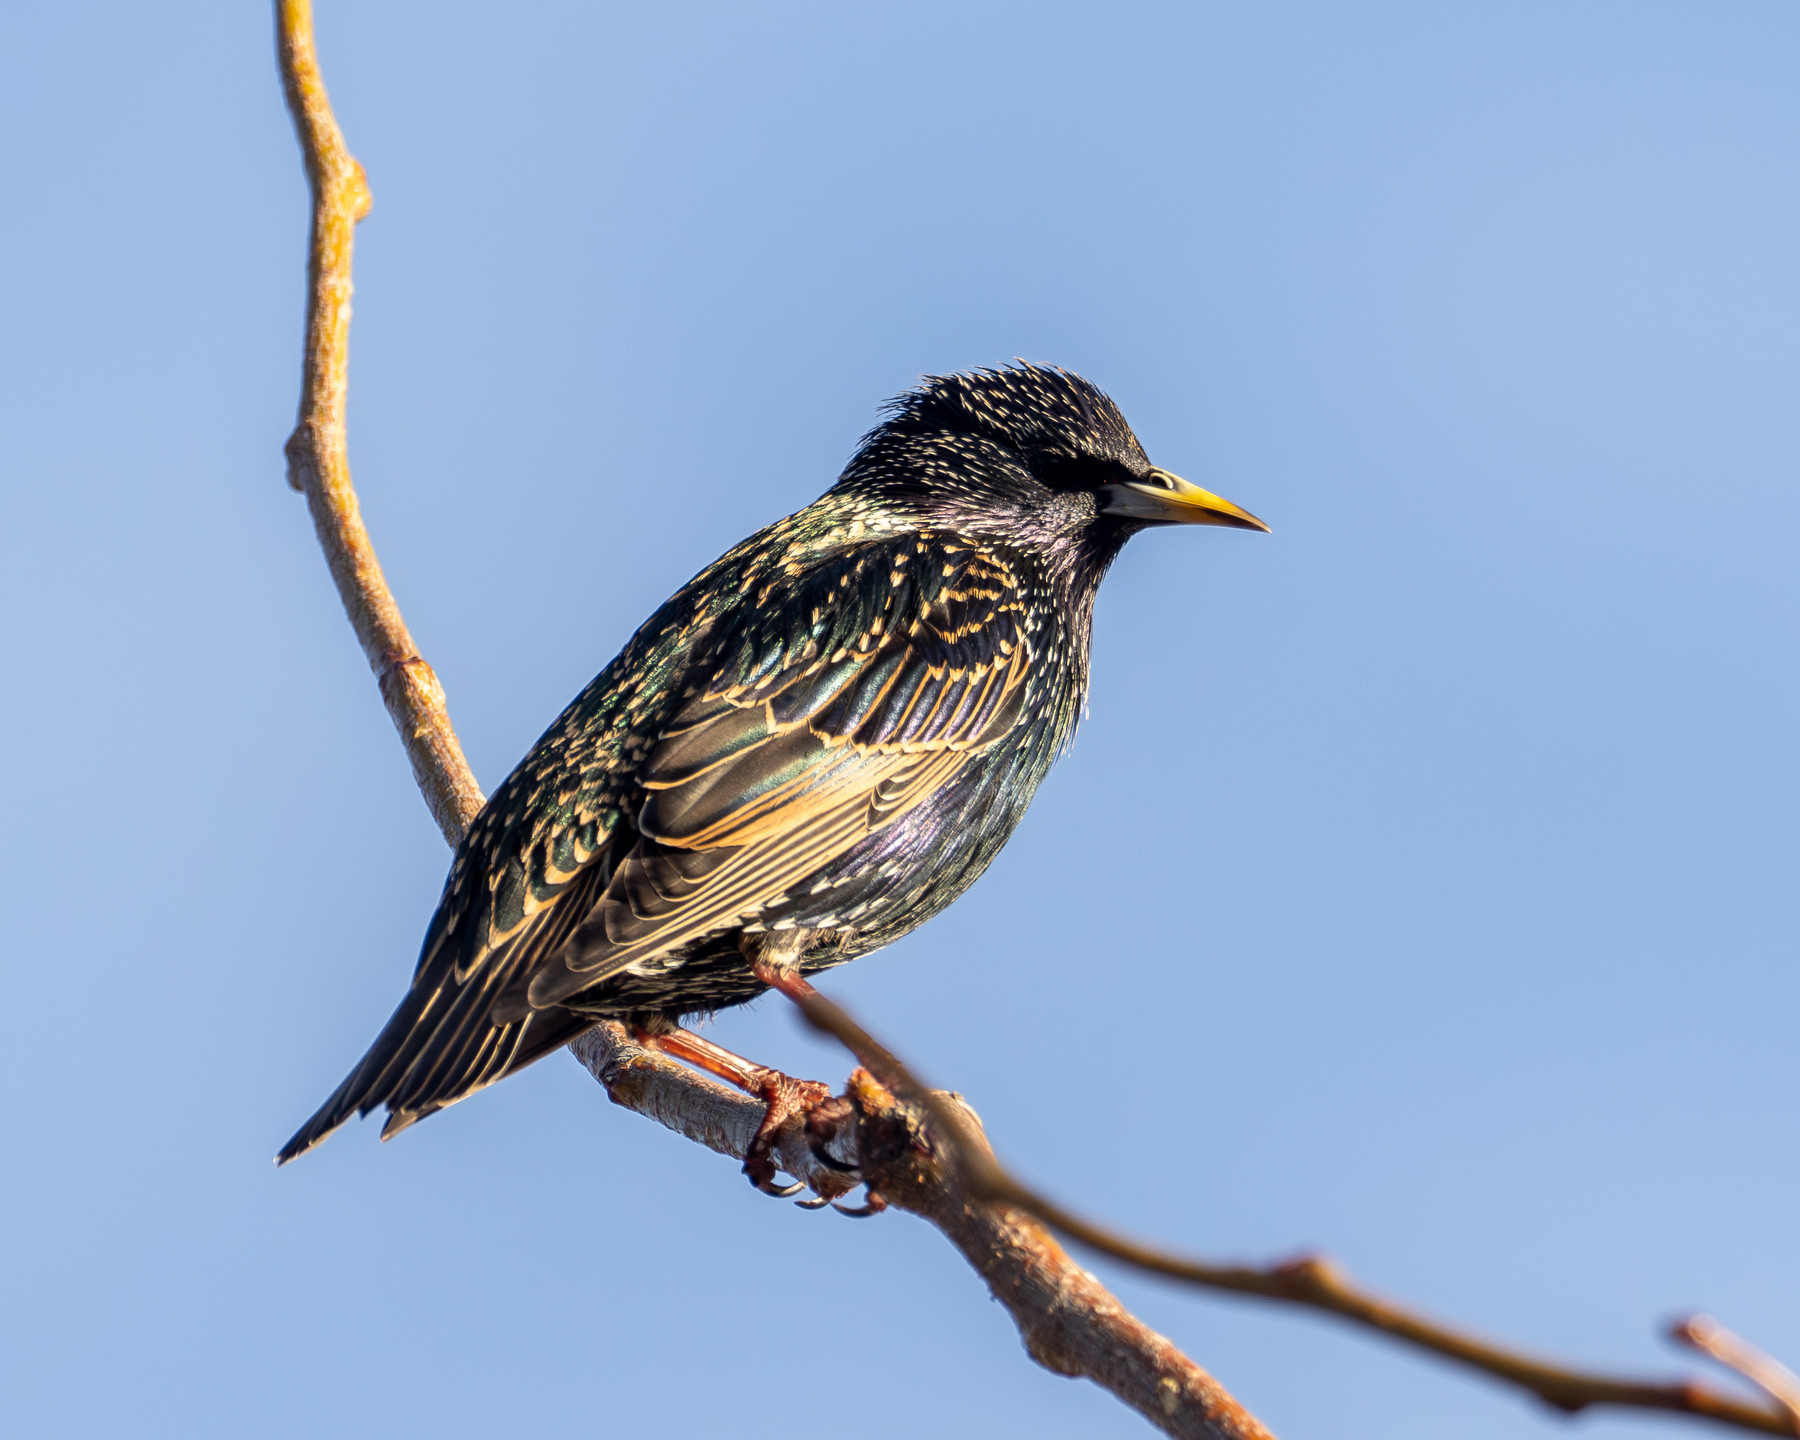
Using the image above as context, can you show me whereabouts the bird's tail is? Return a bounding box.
[276,978,589,1164]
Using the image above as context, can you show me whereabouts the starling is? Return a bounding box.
[279,364,1267,1181]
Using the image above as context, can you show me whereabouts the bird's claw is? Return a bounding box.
[832,1189,888,1218]
[741,1070,836,1199]
[806,1094,860,1173]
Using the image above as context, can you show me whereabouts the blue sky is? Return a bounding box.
[2,3,1795,1437]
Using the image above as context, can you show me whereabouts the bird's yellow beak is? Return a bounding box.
[1098,469,1271,531]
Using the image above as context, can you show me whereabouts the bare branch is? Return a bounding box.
[1675,1317,1800,1435]
[274,8,1791,1438]
[567,1024,859,1205]
[567,1026,1270,1440]
[791,988,1798,1438]
[848,1071,1274,1440]
[275,0,485,846]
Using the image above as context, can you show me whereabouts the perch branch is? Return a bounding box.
[276,0,485,846]
[566,1024,861,1204]
[567,1025,1272,1440]
[276,6,1791,1438]
[847,1068,1274,1440]
[792,988,1798,1438]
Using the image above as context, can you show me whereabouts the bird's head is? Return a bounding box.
[833,364,1268,563]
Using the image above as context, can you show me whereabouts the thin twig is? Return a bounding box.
[1675,1317,1800,1435]
[276,0,485,846]
[792,988,1797,1438]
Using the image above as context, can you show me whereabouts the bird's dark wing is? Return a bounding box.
[525,533,1034,1006]
[278,531,1034,1161]
[277,856,608,1161]
[276,576,722,1162]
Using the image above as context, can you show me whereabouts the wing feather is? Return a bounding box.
[279,530,1040,1160]
[525,539,1033,1008]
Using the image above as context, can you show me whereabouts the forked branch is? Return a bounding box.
[568,1025,1274,1440]
[274,4,1794,1437]
[795,991,1799,1438]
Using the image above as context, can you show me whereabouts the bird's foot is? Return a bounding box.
[741,1069,835,1196]
[738,941,882,1210]
[632,1023,852,1200]
[790,1093,886,1216]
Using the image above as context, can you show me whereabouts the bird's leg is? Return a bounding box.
[749,955,820,1005]
[634,1025,833,1197]
[725,929,846,1194]
[629,946,840,1198]
[634,1024,783,1095]
[745,934,896,1215]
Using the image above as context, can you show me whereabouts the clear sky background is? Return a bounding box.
[2,3,1795,1438]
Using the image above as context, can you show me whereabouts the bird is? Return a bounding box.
[278,363,1268,1186]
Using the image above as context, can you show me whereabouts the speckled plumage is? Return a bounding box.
[280,364,1260,1162]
